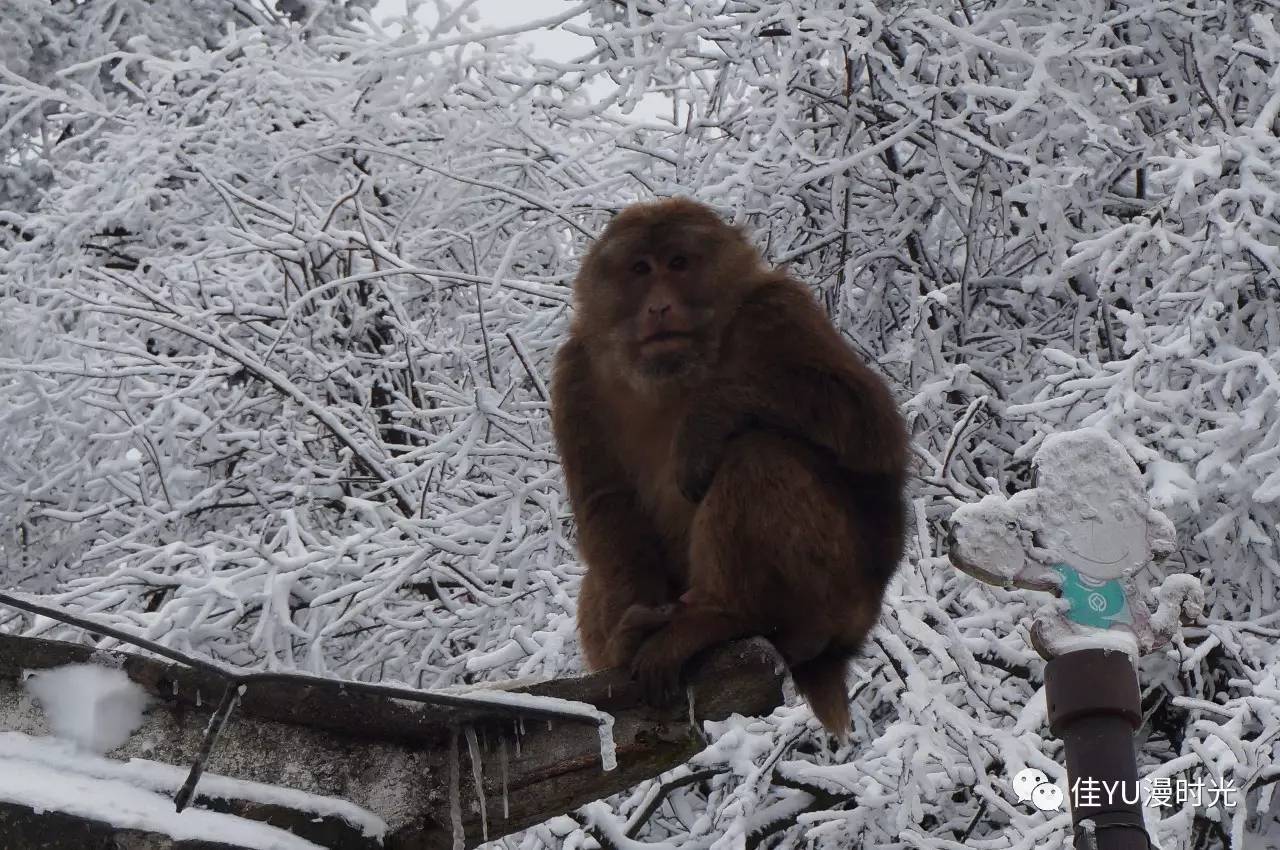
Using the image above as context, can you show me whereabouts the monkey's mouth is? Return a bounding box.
[639,331,695,353]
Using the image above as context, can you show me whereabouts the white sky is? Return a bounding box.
[372,0,594,61]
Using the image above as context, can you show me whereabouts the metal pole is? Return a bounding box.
[1045,648,1151,850]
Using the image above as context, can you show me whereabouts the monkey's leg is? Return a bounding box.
[678,431,858,675]
[771,630,830,667]
[630,604,755,703]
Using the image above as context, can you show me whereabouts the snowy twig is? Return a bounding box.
[173,681,242,813]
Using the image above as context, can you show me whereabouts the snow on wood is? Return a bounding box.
[0,730,386,839]
[24,663,150,753]
[0,633,783,848]
[0,753,322,850]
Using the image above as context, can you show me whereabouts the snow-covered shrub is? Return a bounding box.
[2,0,1277,847]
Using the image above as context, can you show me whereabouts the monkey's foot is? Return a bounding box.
[630,633,686,706]
[620,602,679,628]
[607,603,679,665]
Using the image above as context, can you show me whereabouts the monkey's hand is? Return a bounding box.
[606,603,677,665]
[630,629,685,707]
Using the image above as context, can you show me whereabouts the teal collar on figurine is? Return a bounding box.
[1051,563,1132,630]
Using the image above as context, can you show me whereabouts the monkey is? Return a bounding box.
[550,197,907,739]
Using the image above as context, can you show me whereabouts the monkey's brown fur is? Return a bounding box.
[551,198,907,737]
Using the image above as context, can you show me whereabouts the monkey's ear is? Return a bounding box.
[591,220,622,251]
[592,201,648,247]
[583,224,625,271]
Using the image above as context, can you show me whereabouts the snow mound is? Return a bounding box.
[25,664,150,753]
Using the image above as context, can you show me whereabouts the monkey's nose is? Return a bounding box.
[649,303,672,317]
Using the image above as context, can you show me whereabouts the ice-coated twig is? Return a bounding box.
[448,727,465,850]
[174,681,242,812]
[464,726,489,842]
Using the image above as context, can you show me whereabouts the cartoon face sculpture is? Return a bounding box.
[948,429,1200,658]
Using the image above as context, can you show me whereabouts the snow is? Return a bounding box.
[0,732,387,839]
[597,712,618,772]
[499,736,511,819]
[1031,429,1162,579]
[448,729,464,850]
[948,493,1036,588]
[1149,573,1206,639]
[465,726,489,842]
[1039,628,1140,658]
[439,683,611,723]
[24,664,150,754]
[437,684,618,770]
[1147,458,1200,517]
[3,1,1280,849]
[0,736,321,850]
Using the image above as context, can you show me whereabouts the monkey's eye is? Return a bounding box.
[668,255,687,271]
[631,260,652,275]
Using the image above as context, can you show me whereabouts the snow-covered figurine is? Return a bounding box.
[948,429,1204,658]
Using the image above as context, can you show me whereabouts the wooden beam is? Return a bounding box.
[0,634,785,848]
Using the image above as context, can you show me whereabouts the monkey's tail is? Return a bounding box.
[789,647,853,742]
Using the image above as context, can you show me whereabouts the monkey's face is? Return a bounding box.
[574,199,760,385]
[616,237,716,379]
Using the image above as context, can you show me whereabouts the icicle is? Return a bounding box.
[448,728,464,850]
[686,686,707,745]
[465,726,489,843]
[597,714,617,772]
[499,737,510,820]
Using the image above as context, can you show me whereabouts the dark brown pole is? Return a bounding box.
[1045,648,1151,850]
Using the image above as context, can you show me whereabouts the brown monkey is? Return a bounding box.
[551,198,906,738]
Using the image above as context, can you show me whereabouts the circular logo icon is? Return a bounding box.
[1012,768,1049,803]
[1031,783,1064,812]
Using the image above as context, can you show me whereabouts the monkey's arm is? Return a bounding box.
[552,340,676,668]
[573,488,680,669]
[676,281,906,502]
